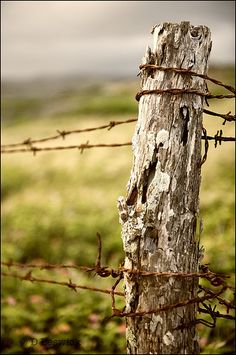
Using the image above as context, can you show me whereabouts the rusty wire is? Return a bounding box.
[1,118,137,149]
[112,285,228,318]
[1,142,132,155]
[1,261,234,322]
[136,65,235,107]
[2,72,235,155]
[0,260,231,282]
[2,268,234,325]
[1,237,235,326]
[135,88,235,102]
[1,271,124,296]
[1,133,235,154]
[1,109,234,152]
[109,271,234,321]
[203,109,235,124]
[1,260,93,273]
[139,64,235,94]
[1,70,235,153]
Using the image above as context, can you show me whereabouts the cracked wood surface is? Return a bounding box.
[118,22,211,354]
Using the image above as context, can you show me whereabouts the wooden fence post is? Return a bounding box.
[118,22,211,354]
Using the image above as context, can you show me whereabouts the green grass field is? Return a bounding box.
[1,69,235,354]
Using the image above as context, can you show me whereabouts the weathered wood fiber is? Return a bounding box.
[118,22,211,354]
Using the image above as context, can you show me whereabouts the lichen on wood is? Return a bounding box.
[118,21,211,354]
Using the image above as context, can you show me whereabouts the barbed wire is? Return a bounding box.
[1,118,137,149]
[1,70,235,153]
[1,266,234,325]
[109,269,234,324]
[139,64,235,94]
[135,88,235,102]
[0,271,124,296]
[203,109,235,124]
[1,132,235,154]
[0,260,232,283]
[1,260,92,272]
[1,109,234,152]
[1,233,233,285]
[1,231,235,327]
[112,286,228,319]
[1,142,132,155]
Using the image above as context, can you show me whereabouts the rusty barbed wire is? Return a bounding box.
[135,88,235,102]
[1,118,137,149]
[1,109,234,152]
[199,285,235,313]
[206,129,235,148]
[2,72,235,155]
[109,285,234,320]
[1,142,132,155]
[1,261,234,306]
[203,109,235,124]
[1,133,235,155]
[1,241,235,327]
[123,290,225,318]
[1,271,124,296]
[0,260,232,284]
[1,260,93,273]
[136,64,236,108]
[139,64,235,94]
[2,268,234,326]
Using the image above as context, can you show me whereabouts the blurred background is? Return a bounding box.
[1,1,235,354]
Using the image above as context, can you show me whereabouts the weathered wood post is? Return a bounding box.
[118,22,211,354]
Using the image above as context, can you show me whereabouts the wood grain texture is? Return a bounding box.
[118,22,211,354]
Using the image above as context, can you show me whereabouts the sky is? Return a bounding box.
[1,1,235,80]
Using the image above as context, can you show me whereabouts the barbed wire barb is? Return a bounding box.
[203,109,235,124]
